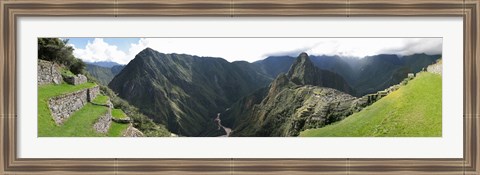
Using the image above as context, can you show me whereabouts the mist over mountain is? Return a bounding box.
[108,47,441,136]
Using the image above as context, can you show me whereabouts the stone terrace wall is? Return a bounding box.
[427,61,442,75]
[48,86,99,125]
[38,60,62,85]
[49,89,88,125]
[93,108,112,133]
[88,86,100,102]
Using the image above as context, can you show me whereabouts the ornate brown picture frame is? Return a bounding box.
[1,0,479,174]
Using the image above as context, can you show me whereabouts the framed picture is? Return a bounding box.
[1,0,479,174]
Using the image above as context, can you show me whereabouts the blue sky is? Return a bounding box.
[66,38,139,54]
[65,38,442,65]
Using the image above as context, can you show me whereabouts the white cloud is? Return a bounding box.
[71,38,442,64]
[71,38,133,65]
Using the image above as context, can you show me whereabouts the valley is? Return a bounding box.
[99,48,441,137]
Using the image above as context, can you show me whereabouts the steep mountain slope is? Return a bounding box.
[300,71,442,137]
[86,64,125,85]
[227,53,359,136]
[108,48,271,136]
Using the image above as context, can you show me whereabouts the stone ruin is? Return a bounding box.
[38,60,63,85]
[65,74,88,85]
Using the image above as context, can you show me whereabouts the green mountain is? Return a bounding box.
[226,53,359,136]
[107,47,441,137]
[86,64,125,85]
[108,48,271,136]
[300,71,442,137]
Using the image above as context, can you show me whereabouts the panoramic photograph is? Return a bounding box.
[37,37,442,137]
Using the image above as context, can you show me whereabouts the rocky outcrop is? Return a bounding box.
[48,86,99,125]
[65,74,88,85]
[38,60,62,85]
[93,108,112,133]
[123,124,144,137]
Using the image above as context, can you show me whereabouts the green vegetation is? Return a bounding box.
[38,85,132,137]
[38,83,100,136]
[92,95,109,105]
[100,85,171,137]
[112,108,127,119]
[108,48,272,136]
[300,72,442,137]
[38,38,85,74]
[38,38,171,137]
[38,82,96,100]
[60,67,75,77]
[107,122,130,137]
[40,103,108,137]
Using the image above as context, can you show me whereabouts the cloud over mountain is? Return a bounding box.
[70,38,442,64]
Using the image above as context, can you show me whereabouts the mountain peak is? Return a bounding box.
[299,52,309,58]
[286,52,319,85]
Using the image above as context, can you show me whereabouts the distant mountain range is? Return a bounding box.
[86,64,125,85]
[88,61,122,68]
[253,53,440,96]
[106,48,441,136]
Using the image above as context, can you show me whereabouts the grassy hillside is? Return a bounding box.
[300,72,442,137]
[38,83,108,137]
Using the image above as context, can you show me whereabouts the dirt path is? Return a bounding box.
[214,113,232,137]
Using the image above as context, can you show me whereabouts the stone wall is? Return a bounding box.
[93,108,112,133]
[123,124,144,137]
[48,86,99,125]
[65,74,88,85]
[427,61,442,75]
[38,60,62,85]
[49,89,88,124]
[88,86,100,102]
[356,79,405,108]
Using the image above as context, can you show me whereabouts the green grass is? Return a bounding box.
[112,108,127,119]
[38,103,108,137]
[300,72,442,137]
[60,67,75,77]
[107,122,130,137]
[92,95,109,105]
